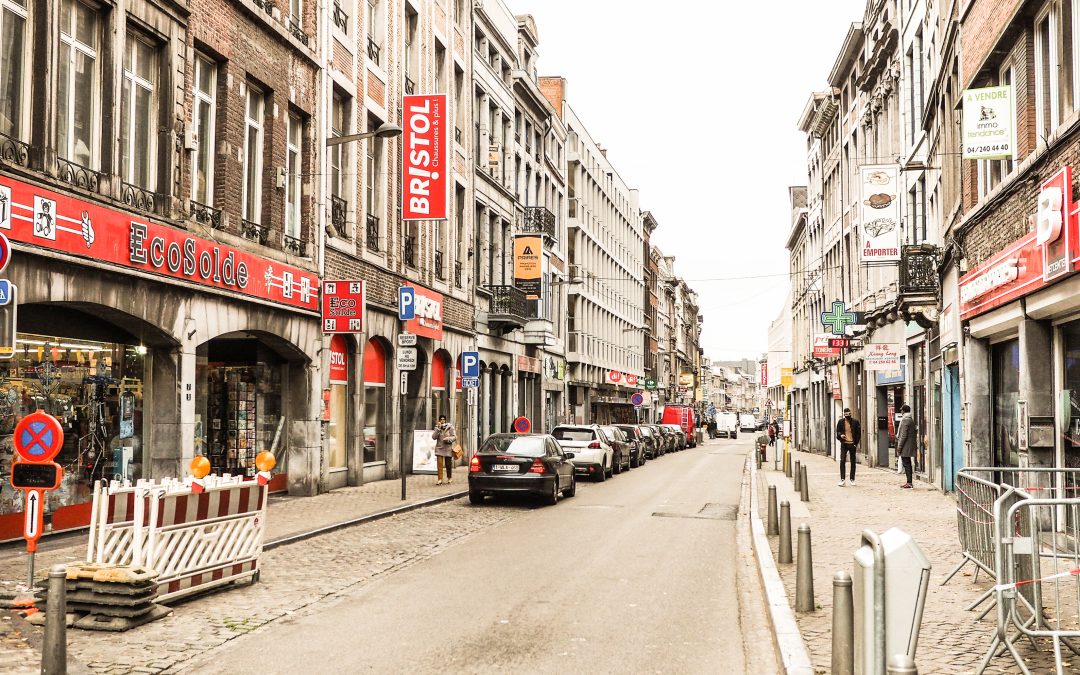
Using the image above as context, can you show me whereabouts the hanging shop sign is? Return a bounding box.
[958,234,1042,320]
[813,334,841,359]
[962,85,1015,160]
[781,368,793,389]
[759,362,767,387]
[644,378,658,390]
[321,280,366,333]
[517,355,541,374]
[858,166,901,262]
[624,374,639,386]
[329,334,348,384]
[821,300,858,335]
[513,236,542,299]
[405,285,443,340]
[864,343,902,371]
[678,372,694,387]
[608,370,622,384]
[402,94,449,221]
[1038,166,1077,282]
[0,178,319,312]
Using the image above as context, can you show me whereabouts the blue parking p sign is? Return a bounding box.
[398,286,415,320]
[462,351,480,378]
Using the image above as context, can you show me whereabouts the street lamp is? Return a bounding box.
[325,122,403,147]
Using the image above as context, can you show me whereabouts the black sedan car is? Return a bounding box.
[468,433,577,505]
[614,424,648,467]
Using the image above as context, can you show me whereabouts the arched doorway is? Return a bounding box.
[326,334,355,490]
[363,337,391,473]
[431,349,452,425]
[402,347,429,476]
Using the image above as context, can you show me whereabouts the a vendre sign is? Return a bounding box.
[402,94,448,221]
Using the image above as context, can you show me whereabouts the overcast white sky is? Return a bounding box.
[507,0,868,361]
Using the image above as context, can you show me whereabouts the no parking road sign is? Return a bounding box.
[11,411,65,556]
[631,393,644,407]
[14,411,64,463]
[513,416,532,433]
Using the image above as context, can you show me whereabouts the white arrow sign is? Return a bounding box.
[24,490,40,539]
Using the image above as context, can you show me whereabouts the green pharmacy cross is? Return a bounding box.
[821,301,857,335]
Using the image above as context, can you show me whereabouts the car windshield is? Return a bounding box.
[479,436,548,457]
[552,428,594,442]
[615,426,636,436]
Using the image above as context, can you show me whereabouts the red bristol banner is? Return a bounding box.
[402,94,448,221]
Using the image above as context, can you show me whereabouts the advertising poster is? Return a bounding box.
[513,235,542,299]
[962,85,1015,160]
[865,343,902,371]
[402,94,449,220]
[412,430,438,474]
[859,165,901,262]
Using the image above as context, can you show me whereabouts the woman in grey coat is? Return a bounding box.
[895,404,917,489]
[432,415,458,485]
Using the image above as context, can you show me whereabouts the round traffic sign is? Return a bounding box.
[513,416,532,433]
[13,411,64,463]
[631,393,644,407]
[0,232,11,275]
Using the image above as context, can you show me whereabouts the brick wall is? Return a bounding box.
[538,77,566,118]
[961,0,1025,86]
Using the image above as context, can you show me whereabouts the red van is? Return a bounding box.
[660,405,697,447]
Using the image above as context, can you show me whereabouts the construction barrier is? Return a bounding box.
[87,475,267,603]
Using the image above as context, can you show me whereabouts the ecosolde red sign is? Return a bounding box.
[402,94,448,221]
[321,280,366,333]
[0,176,319,312]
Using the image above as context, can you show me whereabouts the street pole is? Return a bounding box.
[400,316,408,501]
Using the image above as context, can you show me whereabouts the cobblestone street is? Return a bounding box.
[756,449,1059,674]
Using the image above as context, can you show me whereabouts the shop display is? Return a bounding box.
[205,364,283,477]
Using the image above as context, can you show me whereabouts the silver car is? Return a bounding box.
[551,424,615,482]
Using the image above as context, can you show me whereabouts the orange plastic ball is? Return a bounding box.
[255,450,276,472]
[190,455,211,479]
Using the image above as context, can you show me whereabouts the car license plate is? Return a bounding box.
[492,464,518,472]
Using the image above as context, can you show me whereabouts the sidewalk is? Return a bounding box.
[756,448,1056,674]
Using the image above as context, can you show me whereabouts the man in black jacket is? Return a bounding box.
[835,407,861,487]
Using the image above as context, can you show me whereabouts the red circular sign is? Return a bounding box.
[608,370,622,383]
[13,411,64,463]
[513,416,532,434]
[0,232,10,275]
[625,374,639,386]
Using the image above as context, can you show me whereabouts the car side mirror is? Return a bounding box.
[564,452,575,459]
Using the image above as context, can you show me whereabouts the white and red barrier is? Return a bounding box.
[87,475,267,602]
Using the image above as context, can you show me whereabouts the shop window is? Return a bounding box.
[0,0,28,141]
[327,335,349,471]
[431,351,450,425]
[58,0,99,168]
[991,339,1020,467]
[363,338,388,463]
[0,332,145,517]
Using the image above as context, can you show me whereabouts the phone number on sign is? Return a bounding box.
[966,143,1011,154]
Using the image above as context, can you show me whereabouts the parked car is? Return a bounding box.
[646,424,670,455]
[717,412,739,439]
[614,424,648,467]
[739,413,758,433]
[636,424,662,459]
[600,425,633,474]
[551,424,615,481]
[661,424,687,451]
[660,405,697,447]
[468,433,576,505]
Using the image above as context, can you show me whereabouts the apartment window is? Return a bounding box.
[330,93,346,198]
[907,29,924,141]
[404,6,417,84]
[1035,8,1060,144]
[58,0,99,167]
[453,65,464,141]
[120,33,156,189]
[907,177,925,244]
[0,0,28,140]
[366,0,382,64]
[242,86,265,223]
[434,41,446,94]
[285,114,302,239]
[977,63,1016,199]
[289,0,300,22]
[454,0,464,26]
[366,113,383,248]
[191,55,216,206]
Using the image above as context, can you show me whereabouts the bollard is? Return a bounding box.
[756,448,762,469]
[793,459,802,491]
[785,453,792,477]
[778,501,792,564]
[42,564,67,675]
[795,524,815,612]
[800,464,810,502]
[886,654,918,674]
[766,485,779,536]
[832,571,854,675]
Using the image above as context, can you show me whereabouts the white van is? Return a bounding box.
[739,413,757,432]
[717,412,739,439]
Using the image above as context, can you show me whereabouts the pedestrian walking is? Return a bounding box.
[432,415,458,485]
[767,422,776,447]
[895,404,916,489]
[756,430,769,463]
[834,407,861,487]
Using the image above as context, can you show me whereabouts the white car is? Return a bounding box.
[551,425,615,482]
[739,413,757,433]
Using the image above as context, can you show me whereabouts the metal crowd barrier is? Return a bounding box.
[87,475,267,603]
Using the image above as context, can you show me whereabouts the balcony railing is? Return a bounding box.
[434,250,445,280]
[283,234,306,256]
[454,261,463,287]
[404,234,416,267]
[0,132,30,168]
[332,2,348,31]
[367,37,381,65]
[241,219,268,246]
[252,0,274,15]
[329,195,348,236]
[521,205,556,240]
[289,19,310,46]
[405,76,416,95]
[899,244,940,297]
[366,214,380,251]
[455,127,462,144]
[121,182,160,215]
[57,157,103,194]
[487,285,529,329]
[190,200,223,229]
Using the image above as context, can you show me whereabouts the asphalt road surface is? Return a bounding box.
[189,436,764,674]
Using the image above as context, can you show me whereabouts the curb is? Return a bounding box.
[746,451,814,675]
[263,490,468,551]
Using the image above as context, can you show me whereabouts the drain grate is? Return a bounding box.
[651,503,737,521]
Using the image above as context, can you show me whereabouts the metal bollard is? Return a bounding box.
[795,524,815,612]
[886,654,918,674]
[767,485,779,536]
[756,448,762,469]
[800,464,810,502]
[832,571,854,675]
[793,459,802,490]
[785,453,792,477]
[779,501,792,564]
[42,564,67,675]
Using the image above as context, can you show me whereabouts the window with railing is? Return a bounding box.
[191,55,217,208]
[285,114,303,239]
[241,219,268,245]
[454,261,462,287]
[332,2,348,31]
[330,195,347,237]
[404,231,416,267]
[366,214,380,251]
[0,0,28,148]
[366,0,382,65]
[58,0,99,174]
[434,250,445,279]
[242,86,265,224]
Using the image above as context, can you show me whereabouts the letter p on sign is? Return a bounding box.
[462,351,480,378]
[398,287,415,320]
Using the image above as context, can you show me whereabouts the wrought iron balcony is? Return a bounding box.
[0,132,30,168]
[367,37,381,65]
[57,157,103,194]
[521,205,556,241]
[241,219,268,246]
[190,200,223,229]
[252,0,274,15]
[487,285,528,331]
[405,76,416,95]
[454,261,463,287]
[455,127,462,144]
[899,244,940,297]
[434,250,445,280]
[404,234,416,267]
[288,19,310,46]
[366,214,380,251]
[121,182,160,215]
[283,234,306,256]
[329,195,348,237]
[332,2,348,31]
